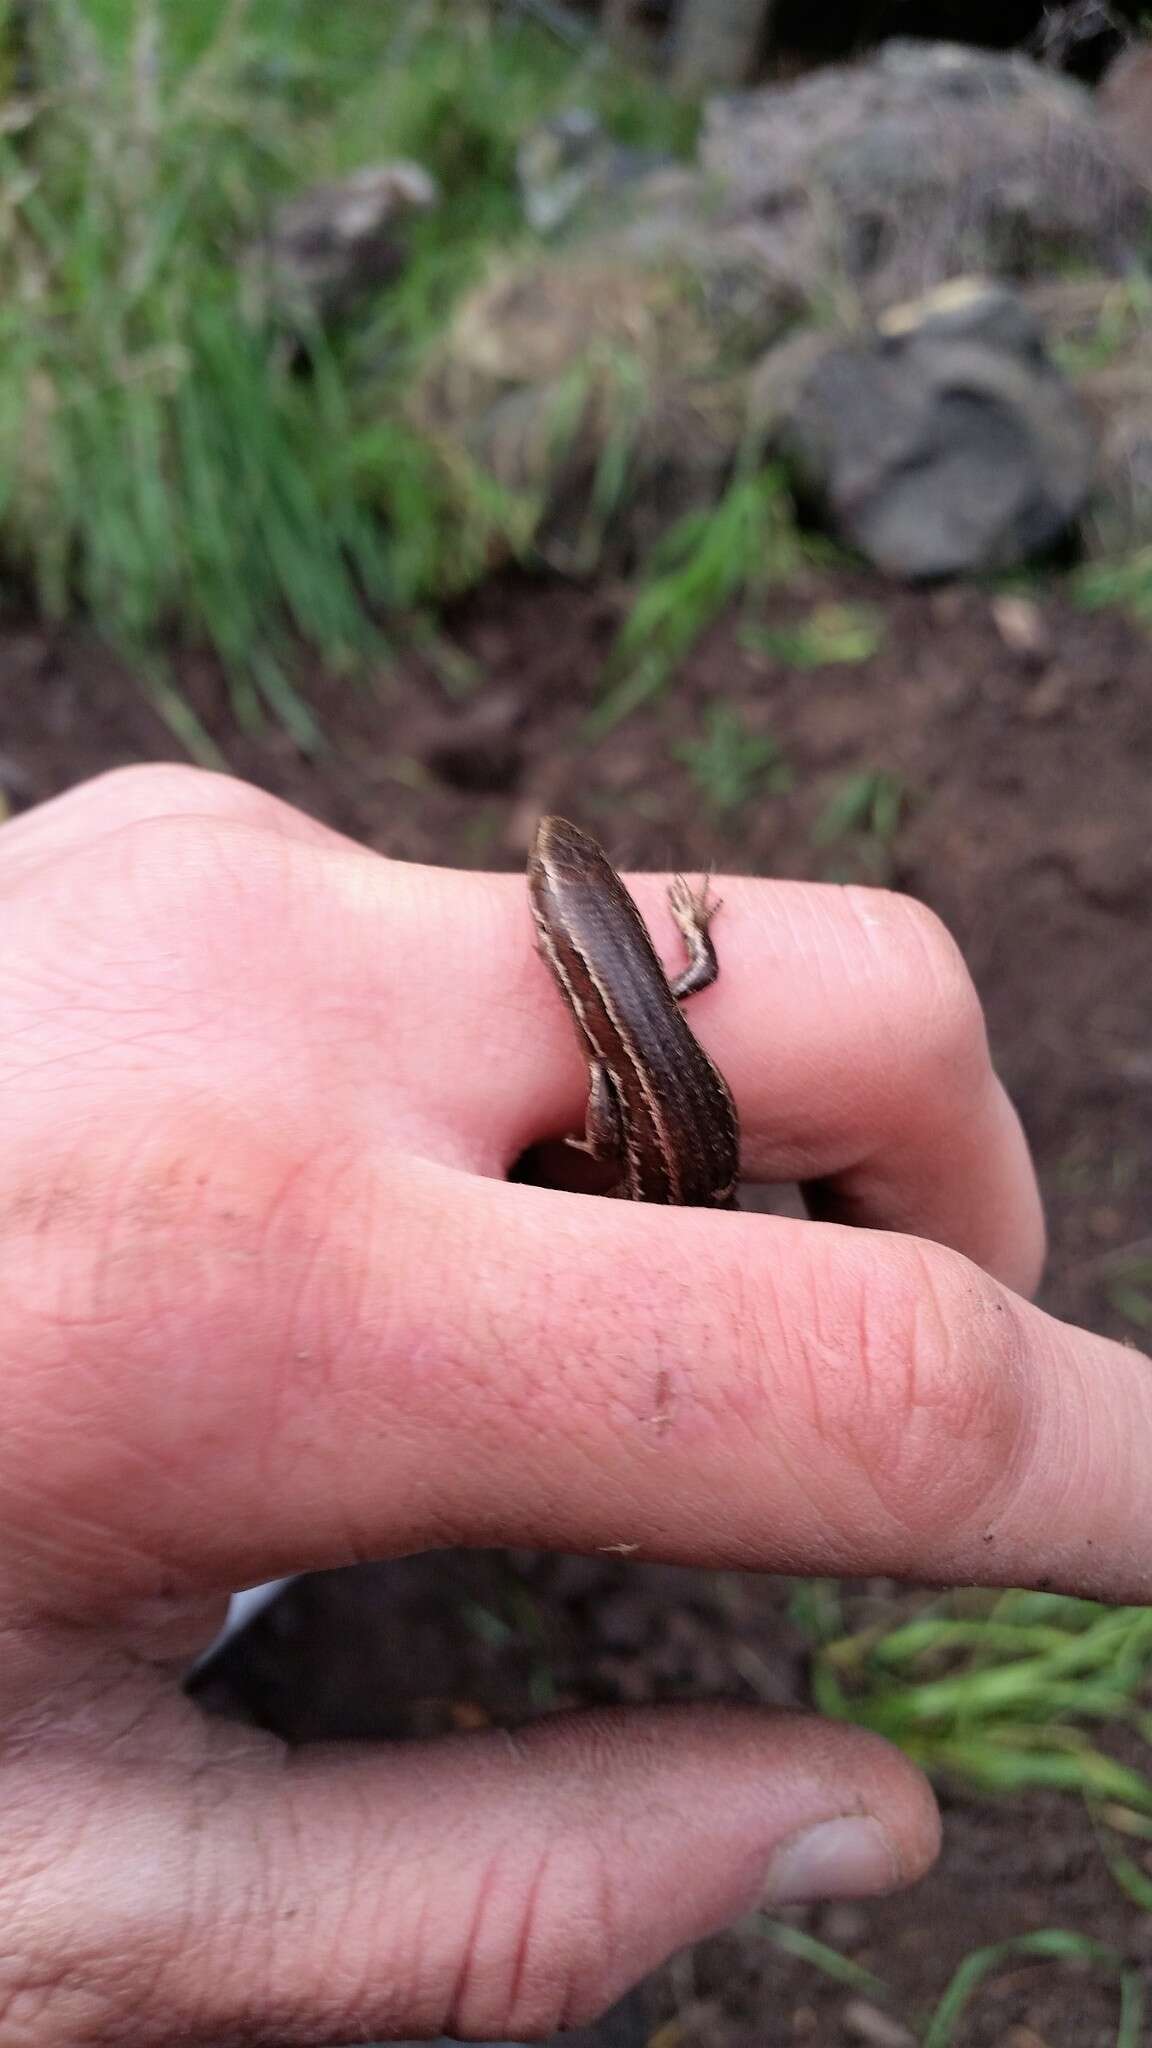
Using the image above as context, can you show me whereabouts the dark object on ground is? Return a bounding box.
[423,690,526,795]
[779,279,1094,577]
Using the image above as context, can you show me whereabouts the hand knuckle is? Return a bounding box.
[89,808,296,947]
[792,1234,1030,1546]
[84,763,274,830]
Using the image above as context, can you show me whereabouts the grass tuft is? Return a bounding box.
[0,0,695,743]
[0,0,396,740]
[761,1917,1144,2046]
[674,706,792,814]
[587,465,806,740]
[807,1588,1152,1815]
[812,768,906,847]
[1104,1258,1152,1333]
[741,600,883,669]
[758,1920,887,1997]
[922,1931,1143,2048]
[1075,550,1152,632]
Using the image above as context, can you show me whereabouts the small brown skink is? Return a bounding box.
[528,815,740,1209]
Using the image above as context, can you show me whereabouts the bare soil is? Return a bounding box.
[4,565,1151,2044]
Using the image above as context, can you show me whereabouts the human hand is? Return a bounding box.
[1,766,1146,2047]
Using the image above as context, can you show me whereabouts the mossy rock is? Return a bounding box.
[411,234,810,573]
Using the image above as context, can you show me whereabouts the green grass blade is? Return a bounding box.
[1117,1967,1145,2048]
[593,465,805,734]
[757,1920,888,1998]
[923,1931,1130,2048]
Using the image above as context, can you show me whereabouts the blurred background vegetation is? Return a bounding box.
[0,0,700,748]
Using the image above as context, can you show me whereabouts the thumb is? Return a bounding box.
[12,1692,939,2045]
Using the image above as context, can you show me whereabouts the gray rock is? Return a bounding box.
[413,242,804,575]
[394,45,1152,589]
[701,39,1152,308]
[748,327,846,439]
[779,278,1095,578]
[255,161,438,328]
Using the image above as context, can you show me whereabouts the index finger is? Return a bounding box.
[491,869,1044,1297]
[0,776,1044,1295]
[4,1157,1141,1614]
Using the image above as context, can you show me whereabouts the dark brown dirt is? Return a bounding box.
[4,566,1151,2045]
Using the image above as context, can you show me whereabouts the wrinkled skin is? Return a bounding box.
[1,766,1148,2048]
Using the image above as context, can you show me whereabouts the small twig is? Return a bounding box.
[601,0,651,57]
[500,0,595,50]
[1029,0,1126,64]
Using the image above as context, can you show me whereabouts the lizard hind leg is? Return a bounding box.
[563,1059,631,1199]
[566,1058,626,1163]
[666,873,722,1001]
